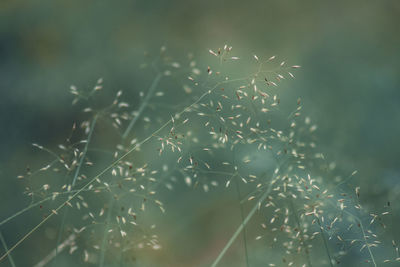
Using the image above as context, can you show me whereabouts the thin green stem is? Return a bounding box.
[72,114,98,187]
[122,73,163,139]
[234,176,249,267]
[211,181,273,267]
[342,210,377,267]
[52,208,69,266]
[0,198,49,227]
[289,200,313,267]
[101,72,162,264]
[326,200,377,267]
[53,114,98,265]
[99,196,114,267]
[0,231,16,267]
[358,220,377,267]
[316,218,334,267]
[33,234,76,267]
[0,184,147,228]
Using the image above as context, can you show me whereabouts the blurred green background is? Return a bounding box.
[1,0,399,266]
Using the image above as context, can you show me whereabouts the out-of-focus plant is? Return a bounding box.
[0,45,396,267]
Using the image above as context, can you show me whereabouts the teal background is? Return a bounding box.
[1,1,399,266]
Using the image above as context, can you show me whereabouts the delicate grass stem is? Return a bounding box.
[358,220,377,267]
[234,175,249,267]
[53,114,98,265]
[99,196,114,267]
[341,210,377,267]
[326,200,377,267]
[0,184,140,229]
[71,114,98,187]
[0,231,16,267]
[211,181,273,267]
[100,72,161,264]
[316,218,333,267]
[0,198,50,227]
[53,208,69,266]
[33,234,76,267]
[122,73,163,139]
[289,200,313,267]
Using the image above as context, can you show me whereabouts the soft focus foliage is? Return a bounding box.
[1,1,399,267]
